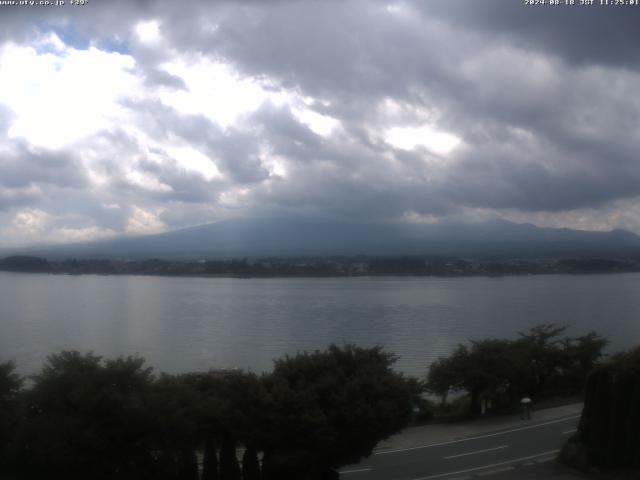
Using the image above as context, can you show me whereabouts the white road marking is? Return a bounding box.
[339,468,373,474]
[444,445,508,460]
[410,449,560,480]
[562,428,577,435]
[375,415,579,455]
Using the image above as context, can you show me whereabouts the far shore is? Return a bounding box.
[2,254,640,279]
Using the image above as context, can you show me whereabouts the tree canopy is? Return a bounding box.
[0,345,414,480]
[426,325,608,415]
[260,345,413,478]
[571,346,640,469]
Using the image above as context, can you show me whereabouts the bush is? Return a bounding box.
[576,347,640,469]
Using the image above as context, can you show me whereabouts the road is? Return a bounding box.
[340,414,580,480]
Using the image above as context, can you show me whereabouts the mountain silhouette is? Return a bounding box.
[12,217,640,259]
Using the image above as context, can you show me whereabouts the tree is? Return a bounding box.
[21,351,156,479]
[183,369,266,480]
[0,361,22,402]
[148,373,203,480]
[0,255,51,273]
[426,353,461,404]
[260,344,413,479]
[515,324,568,397]
[242,444,261,480]
[427,340,523,415]
[559,331,608,393]
[465,339,524,414]
[564,347,640,469]
[0,361,23,471]
[202,438,219,480]
[219,434,241,480]
[427,325,606,416]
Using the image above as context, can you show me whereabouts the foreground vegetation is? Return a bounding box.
[0,345,415,480]
[426,325,608,416]
[0,327,626,478]
[561,346,640,472]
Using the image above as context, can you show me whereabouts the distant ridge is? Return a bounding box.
[8,217,640,260]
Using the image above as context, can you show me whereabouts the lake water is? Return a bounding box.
[1,272,639,378]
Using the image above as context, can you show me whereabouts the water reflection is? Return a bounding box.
[1,272,639,377]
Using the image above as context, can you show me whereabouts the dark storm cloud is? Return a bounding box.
[170,0,443,103]
[0,144,88,190]
[138,0,640,217]
[423,0,640,69]
[0,187,39,212]
[248,103,326,163]
[136,158,221,204]
[240,104,456,220]
[210,133,270,184]
[2,0,640,241]
[446,148,640,213]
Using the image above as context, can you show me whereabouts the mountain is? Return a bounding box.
[9,217,640,260]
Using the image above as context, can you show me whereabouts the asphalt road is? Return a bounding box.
[340,414,580,480]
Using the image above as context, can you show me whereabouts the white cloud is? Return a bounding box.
[0,41,140,150]
[135,20,161,44]
[125,169,172,194]
[165,145,222,180]
[385,125,460,155]
[159,57,283,128]
[11,208,51,236]
[53,226,118,243]
[1,208,117,247]
[126,206,166,235]
[291,106,339,137]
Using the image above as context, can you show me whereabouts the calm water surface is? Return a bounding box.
[1,272,639,377]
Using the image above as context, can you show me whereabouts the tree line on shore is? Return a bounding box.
[2,254,640,278]
[0,345,416,480]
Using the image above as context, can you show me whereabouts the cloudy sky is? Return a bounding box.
[1,0,640,247]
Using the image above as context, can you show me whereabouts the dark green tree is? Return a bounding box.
[0,361,22,401]
[242,444,261,480]
[148,373,203,479]
[202,438,219,480]
[178,448,199,480]
[20,351,156,479]
[184,369,265,480]
[426,347,466,404]
[567,347,640,469]
[219,434,241,480]
[427,325,605,416]
[0,255,51,273]
[260,344,413,479]
[0,361,23,471]
[427,340,523,415]
[515,324,568,396]
[559,331,608,393]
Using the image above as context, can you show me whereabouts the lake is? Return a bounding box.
[1,272,639,378]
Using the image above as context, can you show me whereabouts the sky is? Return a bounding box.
[1,0,640,247]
